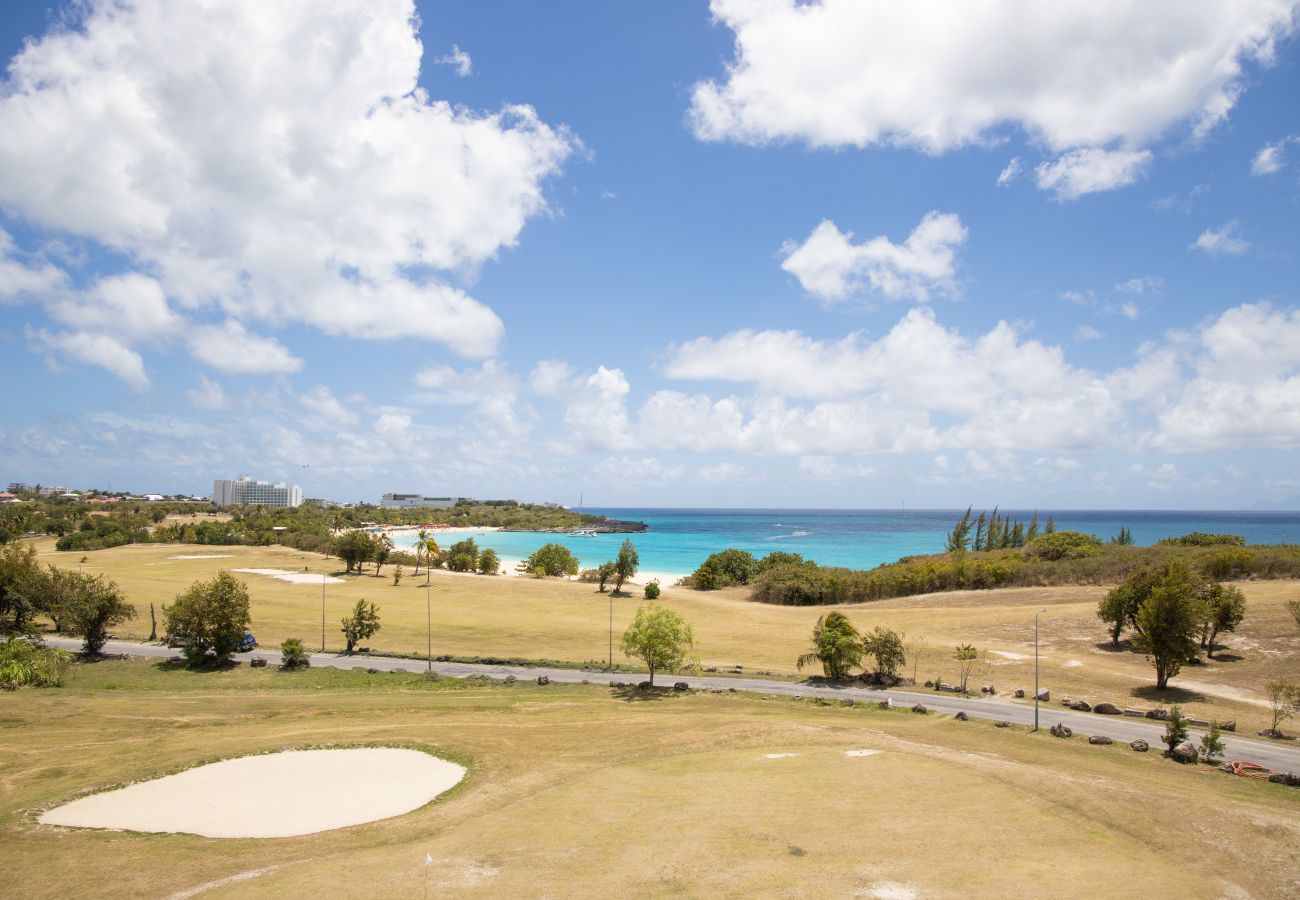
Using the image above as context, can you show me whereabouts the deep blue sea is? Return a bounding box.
[393,508,1300,578]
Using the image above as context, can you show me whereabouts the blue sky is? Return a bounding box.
[1,0,1298,509]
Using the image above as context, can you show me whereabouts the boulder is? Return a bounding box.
[994,720,1011,728]
[1130,739,1149,752]
[249,657,267,668]
[610,680,625,687]
[1220,720,1236,732]
[638,680,652,689]
[728,688,737,693]
[366,667,379,675]
[1169,741,1198,764]
[877,699,892,710]
[580,678,590,684]
[980,686,990,694]
[703,666,717,673]
[536,675,550,686]
[1034,689,1049,701]
[1088,735,1113,745]
[1123,709,1146,718]
[924,680,934,688]
[1070,700,1093,712]
[1049,723,1072,738]
[1257,728,1284,738]
[504,675,517,684]
[955,711,969,721]
[1014,689,1025,698]
[1060,697,1072,707]
[840,698,855,707]
[911,703,928,714]
[673,681,690,691]
[1267,772,1300,787]
[1094,702,1123,716]
[1145,708,1169,721]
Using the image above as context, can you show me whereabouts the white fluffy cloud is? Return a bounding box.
[1251,135,1297,175]
[187,321,303,374]
[32,329,150,391]
[691,0,1297,197]
[0,230,67,302]
[0,0,575,359]
[1189,222,1250,256]
[435,44,473,77]
[780,213,966,303]
[1034,148,1152,200]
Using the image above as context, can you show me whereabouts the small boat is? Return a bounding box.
[568,528,598,536]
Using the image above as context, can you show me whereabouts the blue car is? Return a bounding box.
[237,631,257,652]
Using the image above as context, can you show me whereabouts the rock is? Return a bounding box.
[504,675,517,684]
[1130,739,1149,752]
[1123,708,1146,717]
[1267,772,1300,787]
[1088,735,1113,745]
[980,686,990,694]
[1050,723,1072,738]
[673,681,690,691]
[911,703,928,714]
[610,680,625,687]
[249,657,267,668]
[168,655,184,664]
[1014,689,1025,698]
[995,720,1011,728]
[1094,702,1123,715]
[536,675,549,686]
[581,679,590,684]
[1035,689,1049,701]
[1186,717,1210,727]
[924,680,934,688]
[878,674,898,687]
[1258,728,1284,738]
[638,680,652,689]
[840,698,854,707]
[366,667,379,674]
[1220,720,1236,732]
[728,688,737,693]
[877,699,892,710]
[985,685,996,695]
[1168,741,1198,764]
[1060,697,1072,707]
[955,711,968,721]
[1145,708,1169,721]
[793,695,803,701]
[1187,656,1203,665]
[1070,700,1093,712]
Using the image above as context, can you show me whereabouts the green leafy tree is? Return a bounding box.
[477,548,500,575]
[1132,563,1203,690]
[861,626,906,680]
[953,644,979,693]
[596,561,617,592]
[164,572,253,667]
[392,564,403,586]
[373,534,393,576]
[412,529,428,575]
[446,538,479,573]
[1097,568,1161,646]
[945,507,973,553]
[1111,526,1134,545]
[280,638,310,670]
[519,543,580,577]
[620,605,694,687]
[0,543,43,630]
[973,512,987,551]
[333,530,376,574]
[420,535,441,584]
[1025,511,1040,544]
[1264,682,1299,737]
[63,572,134,655]
[1163,705,1189,753]
[688,549,759,589]
[1199,722,1225,763]
[1198,583,1246,656]
[1044,516,1056,534]
[986,506,1003,549]
[796,612,862,680]
[341,599,381,653]
[613,539,639,593]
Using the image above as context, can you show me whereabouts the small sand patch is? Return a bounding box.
[991,650,1034,660]
[863,882,918,900]
[764,753,798,759]
[232,568,344,585]
[845,749,880,758]
[169,554,235,560]
[1064,660,1083,668]
[40,748,464,838]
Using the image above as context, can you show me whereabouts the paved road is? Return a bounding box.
[48,637,1300,774]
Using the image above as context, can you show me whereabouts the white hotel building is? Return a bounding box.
[211,475,303,508]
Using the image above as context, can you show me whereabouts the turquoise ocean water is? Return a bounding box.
[392,508,1300,578]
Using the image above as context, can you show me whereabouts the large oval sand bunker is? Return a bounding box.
[39,748,465,838]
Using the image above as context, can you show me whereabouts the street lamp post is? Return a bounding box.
[320,577,326,652]
[608,592,613,670]
[1034,607,1046,731]
[426,581,432,674]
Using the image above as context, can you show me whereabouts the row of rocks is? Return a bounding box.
[1049,722,1150,753]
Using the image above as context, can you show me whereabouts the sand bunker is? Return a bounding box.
[169,554,235,560]
[844,749,880,758]
[232,568,344,585]
[39,748,464,838]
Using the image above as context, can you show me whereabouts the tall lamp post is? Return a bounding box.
[426,581,432,675]
[1034,607,1046,731]
[320,576,326,652]
[608,591,614,670]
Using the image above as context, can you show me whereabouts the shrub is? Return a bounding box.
[446,538,479,573]
[862,627,906,679]
[0,638,72,689]
[687,549,760,590]
[1158,532,1246,547]
[341,599,381,653]
[1023,530,1102,561]
[164,572,252,666]
[1200,549,1253,580]
[644,579,661,600]
[796,612,861,680]
[1163,705,1189,753]
[518,543,580,577]
[280,638,310,670]
[477,548,500,575]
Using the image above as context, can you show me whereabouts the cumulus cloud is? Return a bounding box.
[561,366,634,450]
[591,456,685,484]
[1189,222,1250,256]
[0,230,67,302]
[1033,148,1152,200]
[435,44,473,77]
[48,273,181,342]
[187,321,303,374]
[413,359,528,435]
[32,329,150,391]
[0,0,575,361]
[528,359,576,396]
[1251,135,1297,175]
[779,212,967,303]
[691,0,1295,197]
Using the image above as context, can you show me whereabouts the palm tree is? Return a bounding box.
[413,529,429,576]
[421,535,441,585]
[796,612,862,680]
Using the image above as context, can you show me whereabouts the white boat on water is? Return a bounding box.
[569,528,598,536]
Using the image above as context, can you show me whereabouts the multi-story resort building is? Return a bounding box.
[211,475,303,508]
[379,493,459,510]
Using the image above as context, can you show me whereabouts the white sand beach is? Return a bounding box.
[39,748,465,838]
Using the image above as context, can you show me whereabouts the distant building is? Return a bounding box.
[7,482,32,493]
[380,493,459,510]
[37,485,69,496]
[0,492,19,504]
[212,475,303,508]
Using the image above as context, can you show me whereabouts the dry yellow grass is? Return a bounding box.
[32,538,1300,735]
[1,658,1296,898]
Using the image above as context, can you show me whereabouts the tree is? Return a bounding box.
[280,638,310,670]
[1163,705,1189,753]
[1264,682,1299,738]
[1025,511,1040,544]
[413,528,429,575]
[596,561,617,592]
[62,572,134,655]
[972,512,987,551]
[392,564,403,586]
[519,543,580,578]
[446,538,479,572]
[1044,516,1056,534]
[421,535,441,584]
[613,539,639,594]
[1111,525,1134,545]
[1198,583,1246,657]
[796,612,861,680]
[477,549,500,575]
[688,549,759,589]
[373,534,393,576]
[620,605,694,687]
[0,543,42,630]
[341,599,381,654]
[1097,568,1160,646]
[333,530,376,574]
[945,507,973,553]
[1132,563,1203,690]
[953,644,979,693]
[861,626,906,680]
[1199,722,1225,764]
[164,572,252,666]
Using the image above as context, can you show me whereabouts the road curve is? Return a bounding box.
[46,637,1300,775]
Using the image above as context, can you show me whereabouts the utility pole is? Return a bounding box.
[426,581,432,674]
[321,577,326,652]
[1034,608,1045,731]
[608,591,613,670]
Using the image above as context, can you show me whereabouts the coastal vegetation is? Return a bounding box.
[165,572,253,666]
[620,604,694,686]
[519,543,581,577]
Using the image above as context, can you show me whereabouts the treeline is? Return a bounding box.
[741,537,1300,606]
